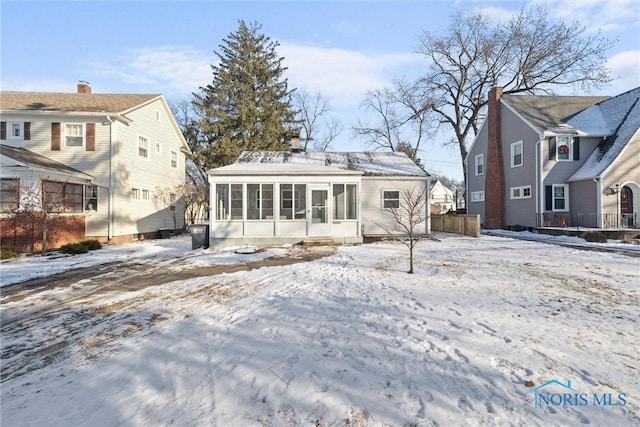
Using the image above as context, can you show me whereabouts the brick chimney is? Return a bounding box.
[484,86,505,229]
[77,81,91,94]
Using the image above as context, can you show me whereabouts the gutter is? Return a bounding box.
[107,115,116,240]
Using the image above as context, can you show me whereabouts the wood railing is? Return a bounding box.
[431,214,481,238]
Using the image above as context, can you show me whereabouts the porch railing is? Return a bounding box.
[536,212,637,229]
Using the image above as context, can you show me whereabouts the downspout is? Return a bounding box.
[106,115,115,240]
[426,177,432,235]
[537,137,544,227]
[594,177,602,228]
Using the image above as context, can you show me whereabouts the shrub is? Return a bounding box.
[59,242,89,254]
[583,230,607,243]
[1,247,21,260]
[80,239,102,250]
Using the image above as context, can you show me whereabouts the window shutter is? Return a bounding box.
[0,122,5,140]
[86,123,96,151]
[573,137,580,161]
[24,122,31,140]
[545,185,553,210]
[51,123,61,151]
[548,137,556,160]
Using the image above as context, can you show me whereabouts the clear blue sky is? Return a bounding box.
[2,0,639,181]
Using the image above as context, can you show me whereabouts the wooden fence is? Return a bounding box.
[431,214,481,238]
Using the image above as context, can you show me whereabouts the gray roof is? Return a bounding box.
[210,151,429,177]
[0,144,93,180]
[502,94,609,131]
[569,87,640,181]
[0,91,160,113]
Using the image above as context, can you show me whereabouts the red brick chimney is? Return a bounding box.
[484,86,505,229]
[77,81,91,94]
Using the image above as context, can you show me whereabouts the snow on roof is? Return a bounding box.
[569,87,640,181]
[208,151,429,177]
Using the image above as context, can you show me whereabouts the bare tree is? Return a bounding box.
[17,179,74,254]
[293,88,342,152]
[378,187,431,274]
[153,185,184,234]
[416,5,614,184]
[353,78,437,165]
[169,97,210,217]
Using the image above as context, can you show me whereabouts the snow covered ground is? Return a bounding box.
[1,233,639,426]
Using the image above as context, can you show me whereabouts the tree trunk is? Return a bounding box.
[408,244,415,274]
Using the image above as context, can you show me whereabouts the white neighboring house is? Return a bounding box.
[430,180,456,213]
[207,151,432,248]
[0,83,190,251]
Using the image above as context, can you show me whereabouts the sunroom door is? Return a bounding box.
[308,185,331,236]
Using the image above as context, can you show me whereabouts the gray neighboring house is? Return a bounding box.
[466,86,640,230]
[207,150,432,248]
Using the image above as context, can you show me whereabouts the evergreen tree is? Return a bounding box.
[192,20,297,168]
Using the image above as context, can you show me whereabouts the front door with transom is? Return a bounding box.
[308,185,331,236]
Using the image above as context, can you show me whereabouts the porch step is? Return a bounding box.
[302,238,336,247]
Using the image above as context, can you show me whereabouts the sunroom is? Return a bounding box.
[208,161,363,248]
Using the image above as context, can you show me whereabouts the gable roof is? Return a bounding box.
[569,87,640,181]
[0,91,160,113]
[209,151,429,177]
[501,93,609,132]
[0,144,94,181]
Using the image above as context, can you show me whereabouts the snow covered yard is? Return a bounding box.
[1,234,638,426]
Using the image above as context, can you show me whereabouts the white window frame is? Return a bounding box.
[510,185,532,200]
[155,142,162,155]
[64,123,85,148]
[475,154,484,176]
[9,122,23,139]
[142,189,150,201]
[170,150,178,168]
[556,135,572,162]
[471,191,485,202]
[511,141,523,168]
[131,188,140,200]
[552,184,569,211]
[85,185,98,211]
[382,190,400,209]
[138,135,150,159]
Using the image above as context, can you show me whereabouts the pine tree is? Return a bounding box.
[192,20,297,168]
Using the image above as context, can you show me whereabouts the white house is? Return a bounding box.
[430,180,456,213]
[207,151,432,248]
[0,83,190,251]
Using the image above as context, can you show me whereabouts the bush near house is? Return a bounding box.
[583,230,608,243]
[1,247,21,260]
[59,239,102,255]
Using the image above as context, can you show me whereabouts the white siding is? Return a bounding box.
[111,99,186,235]
[360,177,429,235]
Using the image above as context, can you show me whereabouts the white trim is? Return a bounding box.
[381,189,400,209]
[552,184,569,211]
[510,185,532,199]
[64,123,85,148]
[8,121,23,139]
[556,135,573,162]
[138,134,150,159]
[170,150,178,168]
[471,191,485,202]
[510,140,523,168]
[475,154,484,176]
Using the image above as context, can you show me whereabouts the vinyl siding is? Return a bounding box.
[601,130,640,214]
[360,177,429,235]
[466,122,488,222]
[570,180,597,215]
[1,99,187,238]
[112,99,186,235]
[501,105,540,227]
